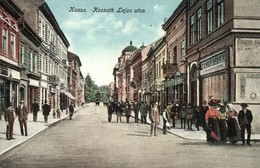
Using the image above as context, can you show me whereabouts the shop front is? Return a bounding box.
[200,50,229,103]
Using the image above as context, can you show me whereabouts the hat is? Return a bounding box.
[20,100,24,103]
[8,102,12,106]
[241,103,248,107]
[208,99,220,107]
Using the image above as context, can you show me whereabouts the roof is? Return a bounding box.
[122,41,138,54]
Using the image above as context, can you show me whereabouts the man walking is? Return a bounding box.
[16,100,29,136]
[5,102,15,140]
[42,100,51,123]
[238,103,253,146]
[32,99,39,122]
[133,101,139,123]
[69,102,74,120]
[149,102,160,136]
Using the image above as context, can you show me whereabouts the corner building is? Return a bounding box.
[186,0,260,114]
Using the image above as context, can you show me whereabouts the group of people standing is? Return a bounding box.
[205,99,253,145]
[106,98,254,144]
[106,99,160,136]
[4,100,75,140]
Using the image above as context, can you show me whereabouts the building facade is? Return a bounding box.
[0,0,23,118]
[162,0,187,106]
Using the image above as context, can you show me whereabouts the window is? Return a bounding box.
[29,50,33,72]
[34,53,37,73]
[159,61,161,78]
[181,39,186,60]
[197,8,202,41]
[190,0,195,7]
[217,0,225,27]
[207,0,213,33]
[190,14,195,45]
[20,42,24,64]
[2,28,8,54]
[11,34,15,58]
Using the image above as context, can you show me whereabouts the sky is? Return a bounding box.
[45,0,182,86]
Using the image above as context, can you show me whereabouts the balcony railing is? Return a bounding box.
[162,62,178,79]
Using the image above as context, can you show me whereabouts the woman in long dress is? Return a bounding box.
[226,103,241,144]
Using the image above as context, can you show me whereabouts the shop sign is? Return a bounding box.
[236,38,260,67]
[200,51,227,76]
[0,65,9,77]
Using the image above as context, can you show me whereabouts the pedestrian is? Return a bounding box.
[162,104,171,134]
[199,100,209,129]
[116,102,122,123]
[32,99,39,122]
[4,102,15,140]
[149,102,160,136]
[140,101,148,124]
[194,106,202,131]
[180,104,187,129]
[186,103,194,130]
[16,100,29,136]
[69,102,74,120]
[226,103,240,144]
[238,103,253,146]
[170,102,178,128]
[218,104,228,143]
[107,100,113,122]
[42,100,51,123]
[56,109,61,119]
[205,99,220,143]
[133,101,139,123]
[125,100,132,123]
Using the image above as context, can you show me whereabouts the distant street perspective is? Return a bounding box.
[0,103,259,168]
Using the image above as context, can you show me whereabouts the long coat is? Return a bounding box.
[238,109,253,126]
[42,103,51,116]
[5,107,14,123]
[150,107,160,122]
[140,104,148,117]
[16,105,29,121]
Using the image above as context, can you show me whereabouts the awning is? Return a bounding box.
[65,91,76,100]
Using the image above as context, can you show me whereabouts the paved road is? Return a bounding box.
[0,104,259,168]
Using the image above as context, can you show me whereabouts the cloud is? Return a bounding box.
[122,18,140,35]
[153,4,166,14]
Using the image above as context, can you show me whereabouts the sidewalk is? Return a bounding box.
[0,106,82,155]
[134,113,260,142]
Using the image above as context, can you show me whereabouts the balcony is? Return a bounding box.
[162,62,178,79]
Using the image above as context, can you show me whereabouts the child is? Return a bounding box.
[56,109,61,119]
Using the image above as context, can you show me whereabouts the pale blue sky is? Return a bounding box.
[45,0,182,86]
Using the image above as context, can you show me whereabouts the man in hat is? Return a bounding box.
[32,99,39,122]
[42,100,51,122]
[149,102,160,136]
[238,103,253,146]
[16,100,29,136]
[5,102,15,140]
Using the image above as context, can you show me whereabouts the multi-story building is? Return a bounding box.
[11,0,70,112]
[153,36,167,109]
[19,21,41,113]
[68,51,82,106]
[141,44,153,102]
[186,0,260,109]
[162,0,187,106]
[117,41,137,102]
[0,0,23,118]
[131,45,145,101]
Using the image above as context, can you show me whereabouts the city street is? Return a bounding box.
[0,104,259,168]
